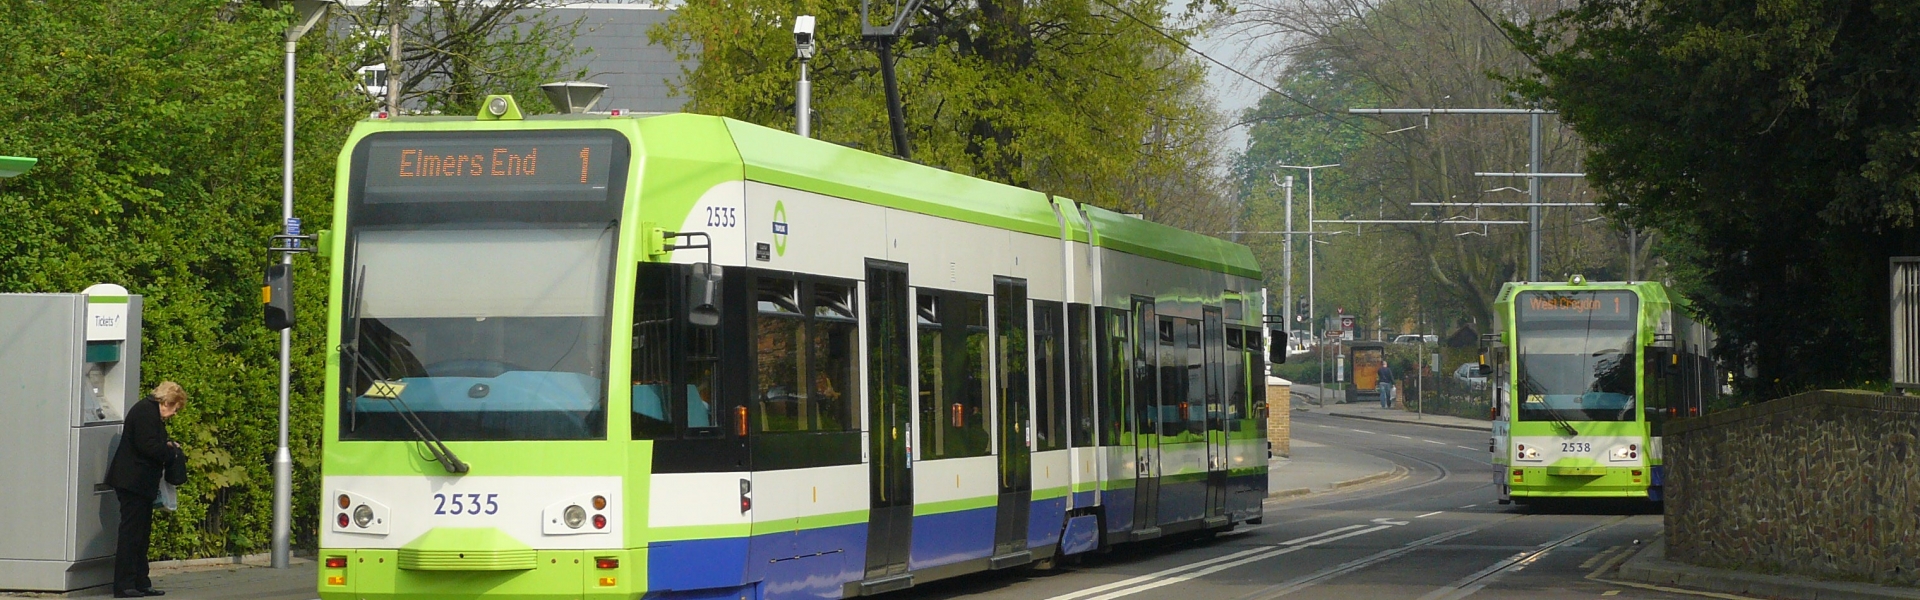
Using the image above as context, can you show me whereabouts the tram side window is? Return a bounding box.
[1095,307,1131,446]
[811,282,859,431]
[1245,327,1267,430]
[1033,300,1067,452]
[756,278,808,432]
[1226,328,1245,430]
[1156,318,1183,437]
[1186,318,1205,436]
[1068,303,1095,448]
[995,279,1032,457]
[632,263,676,439]
[918,291,993,459]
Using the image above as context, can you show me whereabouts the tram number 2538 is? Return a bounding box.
[1560,442,1593,453]
[433,493,500,515]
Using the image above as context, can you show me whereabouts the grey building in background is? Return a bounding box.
[550,3,695,113]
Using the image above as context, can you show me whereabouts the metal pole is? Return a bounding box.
[274,38,296,571]
[1528,112,1542,282]
[1282,176,1294,333]
[1628,226,1637,281]
[796,60,811,137]
[877,39,909,159]
[1307,168,1316,352]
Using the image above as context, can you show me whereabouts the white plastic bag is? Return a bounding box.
[155,481,179,512]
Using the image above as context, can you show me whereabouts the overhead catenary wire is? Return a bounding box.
[1085,0,1388,138]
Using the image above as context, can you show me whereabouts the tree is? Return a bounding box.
[652,0,1231,219]
[336,0,588,114]
[1509,0,1920,396]
[0,0,364,556]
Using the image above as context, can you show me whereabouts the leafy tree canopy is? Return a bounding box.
[653,0,1233,223]
[1511,0,1920,396]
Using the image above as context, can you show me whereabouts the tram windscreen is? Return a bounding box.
[338,130,627,441]
[1514,290,1639,422]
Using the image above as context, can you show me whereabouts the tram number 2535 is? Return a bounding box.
[433,493,500,515]
[1560,442,1593,453]
[705,207,738,227]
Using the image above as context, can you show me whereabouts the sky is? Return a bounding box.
[1188,19,1274,165]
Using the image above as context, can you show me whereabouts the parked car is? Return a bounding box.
[1451,362,1488,390]
[1391,334,1439,345]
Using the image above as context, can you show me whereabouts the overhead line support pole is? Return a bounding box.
[1349,107,1559,282]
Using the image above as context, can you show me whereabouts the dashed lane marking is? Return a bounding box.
[1351,429,1376,434]
[1414,516,1629,600]
[1602,590,1620,596]
[1459,504,1479,509]
[1281,524,1370,545]
[1240,515,1525,599]
[1416,511,1444,519]
[1392,434,1413,439]
[1424,439,1445,444]
[1456,445,1480,450]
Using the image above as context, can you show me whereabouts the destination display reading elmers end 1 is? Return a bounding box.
[359,131,619,204]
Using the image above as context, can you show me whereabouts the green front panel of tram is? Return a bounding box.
[1493,281,1668,499]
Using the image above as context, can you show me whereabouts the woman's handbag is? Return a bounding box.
[154,446,187,512]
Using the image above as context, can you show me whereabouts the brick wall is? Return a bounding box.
[1267,380,1291,457]
[1666,390,1920,587]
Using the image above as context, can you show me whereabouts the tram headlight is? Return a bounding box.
[564,505,588,529]
[353,504,375,528]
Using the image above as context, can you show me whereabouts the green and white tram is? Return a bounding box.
[1488,278,1720,505]
[316,95,1272,599]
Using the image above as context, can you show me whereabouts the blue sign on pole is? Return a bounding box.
[285,217,302,248]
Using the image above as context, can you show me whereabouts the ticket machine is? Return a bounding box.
[0,284,144,592]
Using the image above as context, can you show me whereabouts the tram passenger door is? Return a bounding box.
[1129,298,1161,538]
[1202,308,1228,523]
[991,279,1033,562]
[862,263,915,582]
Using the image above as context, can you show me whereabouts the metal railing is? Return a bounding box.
[1895,257,1920,395]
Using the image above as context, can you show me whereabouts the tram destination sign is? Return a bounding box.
[1516,290,1636,323]
[359,131,619,204]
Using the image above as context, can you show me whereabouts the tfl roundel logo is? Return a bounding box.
[772,201,790,257]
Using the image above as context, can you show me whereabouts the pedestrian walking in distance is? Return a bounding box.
[1377,362,1396,409]
[104,381,187,598]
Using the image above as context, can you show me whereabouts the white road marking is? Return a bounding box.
[1372,517,1411,526]
[1316,424,1336,428]
[1253,524,1499,598]
[1456,445,1479,450]
[1416,516,1629,600]
[1071,526,1397,600]
[1459,504,1479,508]
[1281,524,1369,545]
[1392,434,1413,439]
[1415,511,1444,518]
[1350,429,1376,434]
[1424,439,1445,445]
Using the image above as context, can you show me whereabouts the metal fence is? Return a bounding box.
[1895,257,1920,395]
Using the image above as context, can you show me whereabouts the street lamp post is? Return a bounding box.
[272,0,334,571]
[1277,163,1339,350]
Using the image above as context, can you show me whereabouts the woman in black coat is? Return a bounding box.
[104,381,186,598]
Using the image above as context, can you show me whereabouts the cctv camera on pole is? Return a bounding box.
[794,15,816,137]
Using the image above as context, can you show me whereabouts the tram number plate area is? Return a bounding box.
[1559,442,1593,453]
[432,493,501,515]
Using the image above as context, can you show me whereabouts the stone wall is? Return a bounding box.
[1267,379,1292,457]
[1666,390,1920,587]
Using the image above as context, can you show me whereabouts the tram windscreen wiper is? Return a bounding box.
[341,265,469,474]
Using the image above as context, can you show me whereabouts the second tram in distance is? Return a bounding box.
[1486,278,1720,505]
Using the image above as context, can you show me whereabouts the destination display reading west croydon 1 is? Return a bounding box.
[360,131,617,204]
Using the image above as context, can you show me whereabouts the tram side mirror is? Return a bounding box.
[1268,328,1287,364]
[686,263,722,328]
[263,263,295,331]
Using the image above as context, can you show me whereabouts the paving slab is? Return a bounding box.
[1267,438,1405,498]
[1614,536,1920,600]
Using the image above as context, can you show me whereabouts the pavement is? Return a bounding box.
[1609,536,1920,600]
[1289,383,1493,431]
